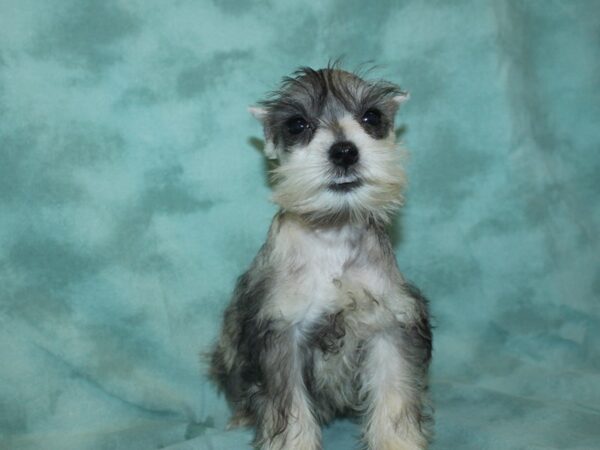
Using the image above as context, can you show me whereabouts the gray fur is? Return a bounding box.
[259,62,405,152]
[210,66,432,450]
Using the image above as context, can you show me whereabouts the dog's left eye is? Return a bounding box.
[361,109,382,126]
[286,117,310,135]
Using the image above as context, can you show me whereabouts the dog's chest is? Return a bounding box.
[268,220,388,325]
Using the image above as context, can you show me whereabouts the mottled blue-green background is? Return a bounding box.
[1,1,599,449]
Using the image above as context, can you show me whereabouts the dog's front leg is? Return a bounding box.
[254,325,321,450]
[361,331,430,450]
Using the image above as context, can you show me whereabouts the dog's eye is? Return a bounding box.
[286,117,310,135]
[361,109,382,126]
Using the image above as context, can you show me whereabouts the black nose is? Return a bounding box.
[329,141,359,168]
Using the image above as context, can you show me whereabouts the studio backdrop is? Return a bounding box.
[1,1,599,449]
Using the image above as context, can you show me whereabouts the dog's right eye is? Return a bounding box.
[285,117,310,135]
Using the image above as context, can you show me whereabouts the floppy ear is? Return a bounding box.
[248,106,278,160]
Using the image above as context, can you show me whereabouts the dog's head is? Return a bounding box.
[251,65,408,225]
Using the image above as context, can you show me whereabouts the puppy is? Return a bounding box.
[210,65,432,450]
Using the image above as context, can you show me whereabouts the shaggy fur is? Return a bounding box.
[210,64,432,450]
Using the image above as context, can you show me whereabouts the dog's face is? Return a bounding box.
[251,67,408,224]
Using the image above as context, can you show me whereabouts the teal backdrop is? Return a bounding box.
[1,1,599,449]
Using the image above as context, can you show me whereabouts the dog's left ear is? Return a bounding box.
[393,91,410,106]
[390,91,409,116]
[248,106,278,160]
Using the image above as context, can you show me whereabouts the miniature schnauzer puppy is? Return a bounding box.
[210,65,432,450]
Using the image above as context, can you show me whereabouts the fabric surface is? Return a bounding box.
[1,1,599,449]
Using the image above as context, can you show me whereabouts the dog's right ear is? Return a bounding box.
[248,106,268,123]
[248,106,277,160]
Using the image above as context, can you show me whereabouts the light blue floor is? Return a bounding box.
[1,1,599,449]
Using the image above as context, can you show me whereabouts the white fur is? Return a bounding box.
[262,214,360,324]
[362,335,428,450]
[248,106,279,159]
